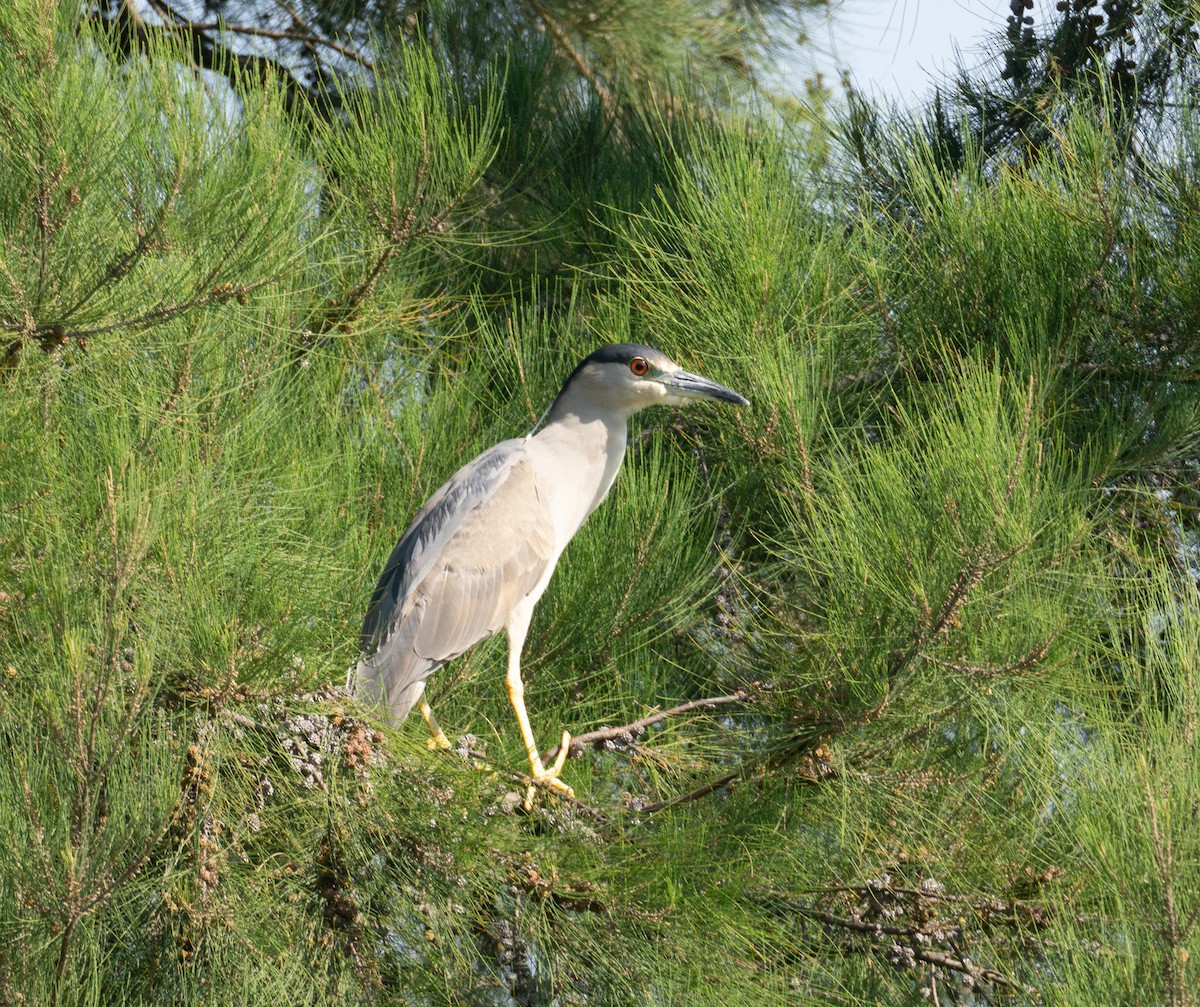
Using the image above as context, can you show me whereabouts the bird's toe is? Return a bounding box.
[548,729,571,775]
[523,776,575,811]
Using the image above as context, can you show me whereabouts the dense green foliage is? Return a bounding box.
[2,1,1200,1005]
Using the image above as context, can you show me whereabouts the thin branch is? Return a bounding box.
[57,157,187,324]
[312,144,429,337]
[832,366,896,390]
[919,947,1030,994]
[1002,373,1036,508]
[511,865,610,915]
[762,901,1035,994]
[0,257,35,336]
[605,480,670,643]
[1183,898,1200,949]
[638,768,742,814]
[920,634,1055,679]
[19,777,56,895]
[79,803,182,916]
[96,1,318,118]
[927,552,991,640]
[34,151,69,313]
[32,276,272,340]
[523,0,616,116]
[797,884,1051,927]
[188,17,373,70]
[311,134,486,340]
[885,526,1033,688]
[1141,760,1179,943]
[271,0,371,72]
[543,689,751,763]
[1065,359,1200,383]
[50,918,77,1007]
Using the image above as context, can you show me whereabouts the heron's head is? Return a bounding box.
[554,343,749,420]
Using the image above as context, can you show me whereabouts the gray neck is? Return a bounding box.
[529,384,630,541]
[542,367,642,429]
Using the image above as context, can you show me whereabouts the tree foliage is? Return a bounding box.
[2,1,1200,1005]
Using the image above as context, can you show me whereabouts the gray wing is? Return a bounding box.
[356,439,556,721]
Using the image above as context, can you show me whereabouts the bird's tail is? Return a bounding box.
[350,652,425,724]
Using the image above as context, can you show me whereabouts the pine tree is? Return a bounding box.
[2,2,1199,1005]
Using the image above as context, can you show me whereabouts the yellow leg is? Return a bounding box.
[504,655,573,807]
[417,696,451,751]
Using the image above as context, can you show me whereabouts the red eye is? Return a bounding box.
[629,357,649,376]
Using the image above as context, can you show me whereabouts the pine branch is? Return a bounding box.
[1140,754,1190,1007]
[56,157,187,325]
[756,896,1036,994]
[31,276,272,340]
[919,634,1055,679]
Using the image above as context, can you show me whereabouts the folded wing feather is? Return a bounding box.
[356,440,556,721]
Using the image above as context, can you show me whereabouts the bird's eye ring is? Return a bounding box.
[629,357,649,376]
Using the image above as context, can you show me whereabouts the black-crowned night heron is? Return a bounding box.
[355,344,748,799]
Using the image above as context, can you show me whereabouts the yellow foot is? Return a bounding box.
[417,698,452,751]
[522,730,574,810]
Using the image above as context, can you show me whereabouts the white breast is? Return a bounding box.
[526,411,628,552]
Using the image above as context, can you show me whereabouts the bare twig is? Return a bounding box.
[97,1,318,117]
[188,14,374,70]
[543,689,751,763]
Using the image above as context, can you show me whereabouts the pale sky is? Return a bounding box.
[812,0,1017,103]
